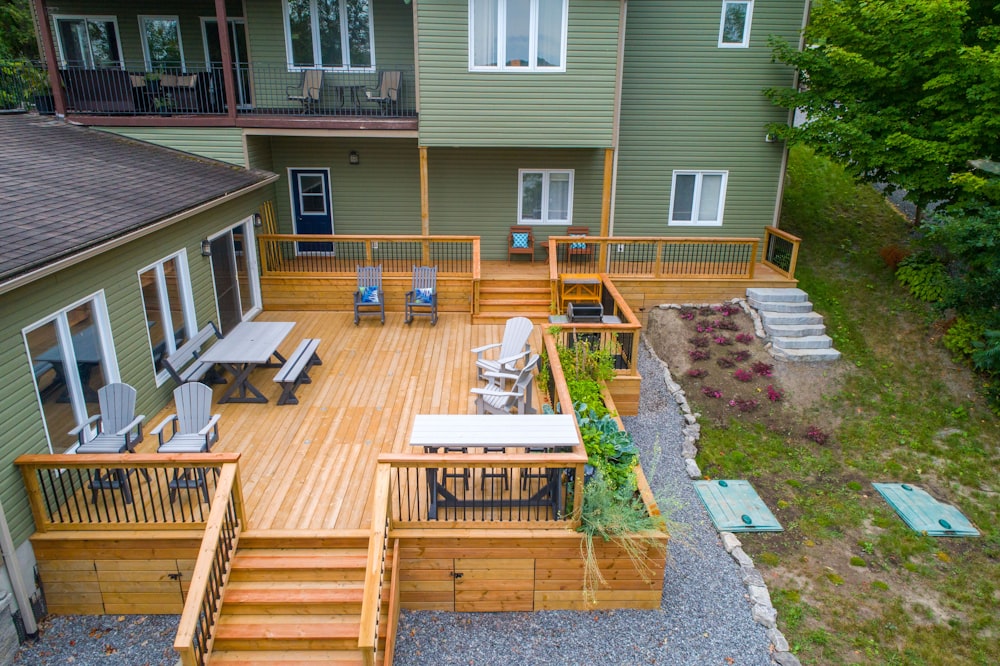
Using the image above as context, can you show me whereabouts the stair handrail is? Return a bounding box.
[174,462,246,666]
[359,462,392,666]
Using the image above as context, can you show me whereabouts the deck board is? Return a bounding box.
[136,313,542,532]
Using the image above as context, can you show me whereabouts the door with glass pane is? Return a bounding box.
[24,296,117,454]
[203,18,251,109]
[139,254,195,381]
[290,169,334,254]
[209,220,262,335]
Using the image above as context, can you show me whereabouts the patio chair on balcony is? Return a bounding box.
[69,382,145,454]
[508,225,535,264]
[287,69,324,113]
[470,354,540,415]
[405,265,438,326]
[151,382,221,502]
[472,316,533,381]
[365,70,402,115]
[354,265,385,325]
[541,225,593,262]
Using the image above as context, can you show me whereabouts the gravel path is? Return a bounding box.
[393,342,772,665]
[12,613,179,665]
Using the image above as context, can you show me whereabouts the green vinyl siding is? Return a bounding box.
[267,137,422,235]
[45,0,243,69]
[428,147,605,259]
[246,134,274,172]
[0,192,265,546]
[612,0,803,238]
[416,0,619,147]
[97,127,247,166]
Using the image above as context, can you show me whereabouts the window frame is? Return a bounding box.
[138,250,197,387]
[517,168,575,225]
[468,0,569,73]
[718,0,753,48]
[668,170,728,227]
[138,15,186,71]
[281,0,376,71]
[52,14,124,69]
[22,291,119,454]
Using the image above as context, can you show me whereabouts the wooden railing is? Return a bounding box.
[547,236,763,279]
[257,234,479,276]
[15,453,240,531]
[358,463,392,666]
[174,462,246,666]
[762,226,801,279]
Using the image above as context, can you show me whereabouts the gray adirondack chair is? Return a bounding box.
[353,265,385,325]
[405,265,438,325]
[470,354,540,415]
[151,382,221,502]
[70,382,145,453]
[472,316,533,380]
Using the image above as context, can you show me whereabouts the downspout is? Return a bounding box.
[0,499,37,637]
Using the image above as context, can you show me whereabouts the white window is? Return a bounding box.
[283,0,374,69]
[23,293,119,454]
[54,15,123,68]
[519,169,574,224]
[139,16,185,71]
[669,171,728,226]
[139,252,197,385]
[470,0,567,71]
[719,0,753,48]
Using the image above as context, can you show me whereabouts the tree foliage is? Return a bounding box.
[766,0,1000,208]
[0,0,38,60]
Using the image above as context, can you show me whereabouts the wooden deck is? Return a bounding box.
[133,312,543,532]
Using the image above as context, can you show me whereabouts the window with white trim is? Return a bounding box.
[719,0,753,48]
[470,0,567,71]
[139,252,197,384]
[139,16,185,70]
[668,171,728,226]
[519,169,574,224]
[54,16,123,68]
[283,0,374,69]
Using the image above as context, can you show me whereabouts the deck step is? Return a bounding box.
[223,582,365,614]
[472,314,550,325]
[210,650,380,665]
[479,286,550,295]
[230,553,369,581]
[747,298,814,313]
[768,347,842,362]
[762,322,827,338]
[214,615,365,651]
[757,311,824,326]
[746,287,809,303]
[746,287,841,363]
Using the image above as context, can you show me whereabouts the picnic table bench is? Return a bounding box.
[162,323,222,386]
[274,338,322,405]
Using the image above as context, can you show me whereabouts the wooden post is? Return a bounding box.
[31,0,67,117]
[420,146,430,264]
[214,0,238,121]
[599,148,614,270]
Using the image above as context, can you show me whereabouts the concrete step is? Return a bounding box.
[769,347,842,363]
[746,287,809,303]
[747,298,814,313]
[763,322,827,338]
[772,335,834,350]
[758,311,825,327]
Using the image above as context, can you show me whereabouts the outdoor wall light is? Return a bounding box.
[349,150,360,165]
[201,239,212,257]
[252,212,263,227]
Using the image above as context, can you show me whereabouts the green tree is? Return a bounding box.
[765,0,1000,210]
[0,0,38,60]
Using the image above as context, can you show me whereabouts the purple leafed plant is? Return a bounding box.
[766,385,783,402]
[688,349,711,361]
[715,319,739,331]
[716,357,736,369]
[702,386,723,399]
[688,335,711,348]
[728,398,760,413]
[713,335,733,346]
[730,350,752,362]
[696,320,716,334]
[733,368,754,382]
[679,308,696,320]
[805,426,829,445]
[752,361,774,377]
[735,333,755,344]
[686,368,709,378]
[714,303,741,316]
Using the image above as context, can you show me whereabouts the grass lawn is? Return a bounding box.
[689,147,1000,665]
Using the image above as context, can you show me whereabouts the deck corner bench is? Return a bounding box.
[274,338,322,405]
[162,322,223,386]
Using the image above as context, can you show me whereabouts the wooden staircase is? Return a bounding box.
[210,533,393,665]
[475,274,552,324]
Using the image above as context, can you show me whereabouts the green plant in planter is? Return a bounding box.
[575,402,638,497]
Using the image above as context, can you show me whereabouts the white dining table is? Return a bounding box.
[197,321,295,403]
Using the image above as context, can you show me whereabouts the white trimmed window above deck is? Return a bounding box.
[718,0,753,48]
[139,16,186,71]
[668,171,728,226]
[54,15,123,69]
[283,0,374,70]
[469,0,568,71]
[518,169,574,225]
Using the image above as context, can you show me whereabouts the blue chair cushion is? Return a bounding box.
[415,287,434,305]
[360,286,380,304]
[511,232,530,249]
[570,234,587,250]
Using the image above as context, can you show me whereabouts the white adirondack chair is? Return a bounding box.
[470,354,540,415]
[472,316,533,381]
[151,383,221,502]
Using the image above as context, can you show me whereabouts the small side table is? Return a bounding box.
[561,274,601,304]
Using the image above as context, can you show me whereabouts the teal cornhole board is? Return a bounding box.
[872,483,980,537]
[693,479,783,532]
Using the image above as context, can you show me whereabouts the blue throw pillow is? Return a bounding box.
[415,287,434,305]
[511,232,529,249]
[570,234,587,250]
[360,285,380,304]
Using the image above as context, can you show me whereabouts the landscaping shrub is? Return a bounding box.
[895,253,949,302]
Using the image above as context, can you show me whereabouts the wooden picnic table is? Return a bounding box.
[197,321,294,403]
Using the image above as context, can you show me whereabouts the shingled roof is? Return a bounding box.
[0,114,274,285]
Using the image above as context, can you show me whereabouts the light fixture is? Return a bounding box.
[349,150,360,165]
[201,239,212,257]
[252,212,263,227]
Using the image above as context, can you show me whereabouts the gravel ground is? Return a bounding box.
[12,613,179,665]
[393,342,772,666]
